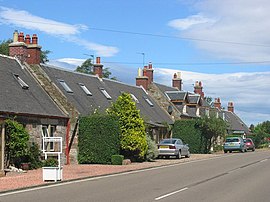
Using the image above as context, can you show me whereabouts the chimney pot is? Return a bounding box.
[25,34,31,44]
[18,32,24,42]
[148,62,152,69]
[32,34,38,44]
[96,57,100,64]
[173,73,177,79]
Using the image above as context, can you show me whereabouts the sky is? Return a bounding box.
[0,0,270,126]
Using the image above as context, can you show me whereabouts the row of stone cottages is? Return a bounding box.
[0,31,249,174]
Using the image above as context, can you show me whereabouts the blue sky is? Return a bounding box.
[0,0,270,126]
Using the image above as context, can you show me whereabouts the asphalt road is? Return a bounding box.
[1,151,270,202]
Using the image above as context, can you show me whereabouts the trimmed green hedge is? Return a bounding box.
[78,114,120,164]
[111,155,124,165]
[172,120,206,154]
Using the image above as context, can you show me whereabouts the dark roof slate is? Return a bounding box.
[0,55,66,118]
[40,64,173,125]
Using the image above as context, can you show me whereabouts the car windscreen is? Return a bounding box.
[226,138,240,143]
[160,139,176,144]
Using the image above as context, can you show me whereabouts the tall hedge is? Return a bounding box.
[172,119,206,153]
[78,113,120,164]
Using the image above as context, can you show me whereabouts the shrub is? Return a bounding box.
[43,158,58,167]
[173,120,206,154]
[4,119,30,168]
[78,113,120,164]
[111,155,124,165]
[145,135,159,161]
[107,93,148,162]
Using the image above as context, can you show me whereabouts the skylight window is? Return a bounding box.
[131,94,139,103]
[79,83,92,96]
[59,80,73,93]
[13,74,29,89]
[144,96,153,107]
[100,88,112,100]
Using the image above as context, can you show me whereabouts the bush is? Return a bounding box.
[78,113,120,164]
[23,143,43,169]
[145,135,159,161]
[173,120,206,154]
[111,155,124,165]
[43,158,58,167]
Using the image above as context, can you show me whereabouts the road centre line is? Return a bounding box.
[155,187,188,201]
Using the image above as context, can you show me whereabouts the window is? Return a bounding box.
[79,83,92,96]
[131,94,139,103]
[59,80,73,93]
[41,125,56,151]
[143,96,153,107]
[100,88,112,100]
[13,74,29,89]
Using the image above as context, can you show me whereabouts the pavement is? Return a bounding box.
[0,154,221,193]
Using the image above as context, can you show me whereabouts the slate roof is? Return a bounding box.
[40,64,173,125]
[223,111,250,134]
[187,94,200,104]
[0,55,66,118]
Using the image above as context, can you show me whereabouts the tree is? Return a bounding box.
[4,119,30,168]
[75,58,117,80]
[196,116,227,153]
[253,120,270,147]
[75,58,93,74]
[0,39,51,63]
[0,39,12,56]
[107,93,148,161]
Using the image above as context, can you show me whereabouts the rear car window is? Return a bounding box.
[226,138,240,143]
[160,139,176,144]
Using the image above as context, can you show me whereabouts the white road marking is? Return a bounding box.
[155,187,188,200]
[260,159,268,163]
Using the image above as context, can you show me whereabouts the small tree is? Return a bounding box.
[196,116,227,153]
[0,39,12,56]
[4,119,30,168]
[75,58,93,74]
[107,93,148,161]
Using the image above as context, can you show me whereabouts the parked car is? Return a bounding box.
[223,137,247,153]
[244,138,255,151]
[158,138,190,159]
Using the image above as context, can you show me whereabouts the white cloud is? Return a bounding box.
[168,14,216,30]
[155,68,270,126]
[0,6,118,57]
[168,0,270,61]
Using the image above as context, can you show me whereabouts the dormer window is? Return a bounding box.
[79,83,92,96]
[13,74,29,89]
[59,80,73,93]
[144,96,153,107]
[100,88,112,100]
[131,94,139,103]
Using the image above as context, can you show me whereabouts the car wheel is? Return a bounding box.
[241,148,245,153]
[176,151,181,159]
[252,148,255,152]
[165,156,170,159]
[224,150,228,153]
[185,151,190,158]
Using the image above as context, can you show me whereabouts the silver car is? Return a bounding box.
[223,137,247,153]
[158,138,190,159]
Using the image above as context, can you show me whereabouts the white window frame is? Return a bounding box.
[13,74,29,89]
[100,88,112,100]
[41,125,56,152]
[59,80,73,93]
[79,83,92,96]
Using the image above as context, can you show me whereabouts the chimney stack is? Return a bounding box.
[172,72,182,91]
[228,102,234,113]
[93,56,103,78]
[194,81,204,98]
[136,67,149,90]
[214,97,222,109]
[135,62,154,90]
[9,30,41,64]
